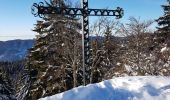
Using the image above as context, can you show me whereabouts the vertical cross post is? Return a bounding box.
[82,0,89,85]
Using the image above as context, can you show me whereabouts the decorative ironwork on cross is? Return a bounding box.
[31,0,124,85]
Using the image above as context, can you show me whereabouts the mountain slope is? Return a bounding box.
[40,76,170,100]
[0,39,34,61]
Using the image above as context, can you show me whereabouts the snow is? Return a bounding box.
[124,64,132,72]
[40,33,48,38]
[161,46,169,53]
[61,43,65,47]
[116,62,121,66]
[39,76,170,100]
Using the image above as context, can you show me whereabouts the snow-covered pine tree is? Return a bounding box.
[149,0,170,76]
[23,0,82,99]
[156,0,170,47]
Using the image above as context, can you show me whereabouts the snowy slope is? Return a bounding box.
[40,76,170,100]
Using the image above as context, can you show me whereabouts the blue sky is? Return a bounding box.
[0,0,167,41]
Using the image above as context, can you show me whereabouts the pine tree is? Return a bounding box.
[156,0,170,37]
[23,0,82,99]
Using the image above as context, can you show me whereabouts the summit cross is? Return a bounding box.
[31,0,124,85]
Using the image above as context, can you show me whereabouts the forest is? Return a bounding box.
[0,0,170,100]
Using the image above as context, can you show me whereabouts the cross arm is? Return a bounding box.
[32,2,124,19]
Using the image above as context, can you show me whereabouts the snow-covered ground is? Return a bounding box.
[40,76,170,100]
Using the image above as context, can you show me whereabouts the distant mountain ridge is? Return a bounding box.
[0,36,125,61]
[0,39,34,61]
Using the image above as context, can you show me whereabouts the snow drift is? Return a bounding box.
[39,76,170,100]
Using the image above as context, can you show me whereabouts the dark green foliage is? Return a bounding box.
[0,61,25,86]
[0,66,17,100]
[156,1,170,37]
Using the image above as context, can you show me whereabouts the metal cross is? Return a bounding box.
[32,0,124,85]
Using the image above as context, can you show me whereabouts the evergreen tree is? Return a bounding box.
[156,0,170,37]
[0,71,16,100]
[22,0,82,99]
